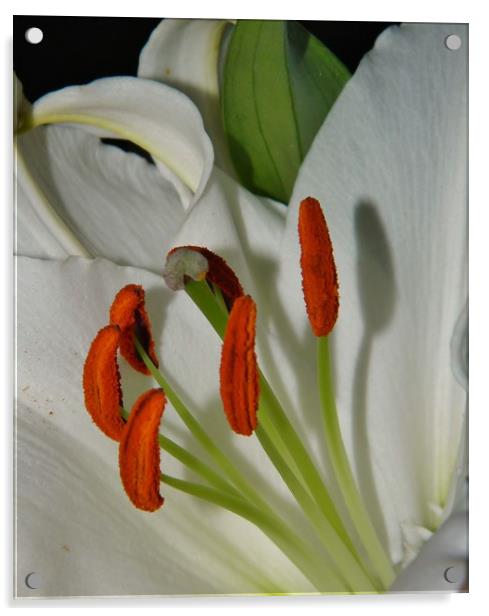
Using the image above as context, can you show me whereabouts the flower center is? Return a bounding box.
[82,198,397,593]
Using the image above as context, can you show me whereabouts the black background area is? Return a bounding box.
[14,16,396,102]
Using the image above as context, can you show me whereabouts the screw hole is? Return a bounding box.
[445,34,462,51]
[25,572,42,589]
[25,27,43,45]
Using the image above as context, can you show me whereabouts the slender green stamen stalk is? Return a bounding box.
[122,408,333,590]
[187,281,311,482]
[211,282,229,315]
[162,434,238,496]
[133,336,265,509]
[159,434,240,496]
[183,279,396,588]
[253,409,303,478]
[258,376,363,563]
[317,335,395,588]
[185,279,227,337]
[121,406,239,496]
[185,279,367,572]
[132,339,356,591]
[255,424,378,592]
[134,333,350,584]
[162,473,349,593]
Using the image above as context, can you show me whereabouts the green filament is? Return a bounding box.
[162,473,348,593]
[317,335,395,588]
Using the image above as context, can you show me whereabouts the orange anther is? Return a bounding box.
[82,325,125,441]
[119,388,166,512]
[298,197,339,337]
[167,246,244,307]
[109,284,158,375]
[219,296,259,436]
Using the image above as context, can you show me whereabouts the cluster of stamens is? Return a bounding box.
[82,197,338,512]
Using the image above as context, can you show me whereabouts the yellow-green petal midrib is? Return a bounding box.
[29,113,198,193]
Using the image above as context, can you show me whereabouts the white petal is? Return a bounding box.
[15,155,80,260]
[29,76,214,202]
[16,124,185,271]
[138,19,234,173]
[277,24,467,564]
[16,402,218,597]
[16,256,313,596]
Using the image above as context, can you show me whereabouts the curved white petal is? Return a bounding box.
[16,124,185,271]
[275,24,467,564]
[28,76,214,203]
[138,19,234,173]
[16,256,313,596]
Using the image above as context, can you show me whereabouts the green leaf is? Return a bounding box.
[222,20,350,204]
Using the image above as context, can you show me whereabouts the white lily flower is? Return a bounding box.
[15,22,467,597]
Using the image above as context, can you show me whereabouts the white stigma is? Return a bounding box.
[163,248,209,291]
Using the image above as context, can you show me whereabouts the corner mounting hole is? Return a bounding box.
[25,571,42,589]
[445,34,462,51]
[25,27,43,45]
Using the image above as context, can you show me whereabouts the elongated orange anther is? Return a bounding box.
[298,197,339,337]
[165,246,244,307]
[119,388,166,512]
[220,296,259,436]
[109,284,158,375]
[82,325,125,441]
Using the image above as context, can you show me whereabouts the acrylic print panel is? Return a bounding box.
[14,16,468,597]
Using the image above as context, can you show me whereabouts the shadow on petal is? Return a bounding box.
[352,200,397,549]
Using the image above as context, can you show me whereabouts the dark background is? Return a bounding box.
[13,16,396,102]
